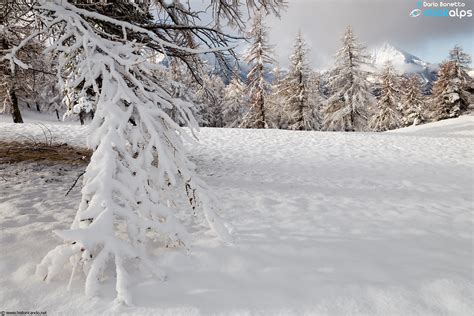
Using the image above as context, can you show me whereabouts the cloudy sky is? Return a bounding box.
[263,0,474,70]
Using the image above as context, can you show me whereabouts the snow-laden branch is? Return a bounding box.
[40,1,235,55]
[20,1,233,305]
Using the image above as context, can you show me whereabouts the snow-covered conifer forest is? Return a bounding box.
[1,0,473,315]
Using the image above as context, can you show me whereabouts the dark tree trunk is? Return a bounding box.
[9,88,24,123]
[35,101,41,112]
[298,72,304,131]
[257,94,265,129]
[79,110,86,125]
[2,26,23,123]
[55,109,60,121]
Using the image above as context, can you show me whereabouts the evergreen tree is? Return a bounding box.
[206,74,226,128]
[398,74,411,103]
[431,46,471,120]
[169,59,207,126]
[241,11,274,129]
[307,70,323,130]
[223,70,247,127]
[267,65,287,128]
[194,71,225,127]
[370,62,402,131]
[431,61,468,120]
[322,26,373,131]
[6,0,284,304]
[168,59,191,124]
[450,45,472,70]
[401,74,425,126]
[282,32,318,130]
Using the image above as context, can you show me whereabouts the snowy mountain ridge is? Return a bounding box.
[369,42,438,83]
[371,42,428,70]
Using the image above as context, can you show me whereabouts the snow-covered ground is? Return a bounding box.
[0,116,473,315]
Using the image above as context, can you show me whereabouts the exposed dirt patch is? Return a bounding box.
[0,141,91,165]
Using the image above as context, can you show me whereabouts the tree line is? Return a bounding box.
[1,9,472,132]
[171,17,473,132]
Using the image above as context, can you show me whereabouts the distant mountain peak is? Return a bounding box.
[367,43,440,88]
[371,42,425,69]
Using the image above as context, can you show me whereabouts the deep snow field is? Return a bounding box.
[0,113,473,315]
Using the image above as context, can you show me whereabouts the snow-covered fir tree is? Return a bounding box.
[450,45,472,70]
[398,74,410,99]
[168,59,191,124]
[168,59,207,126]
[401,74,425,126]
[370,62,402,131]
[241,11,274,129]
[222,69,248,127]
[430,46,471,121]
[307,70,323,130]
[322,26,373,131]
[266,65,287,128]
[4,0,284,304]
[206,74,226,128]
[431,61,469,120]
[281,32,319,130]
[194,71,226,127]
